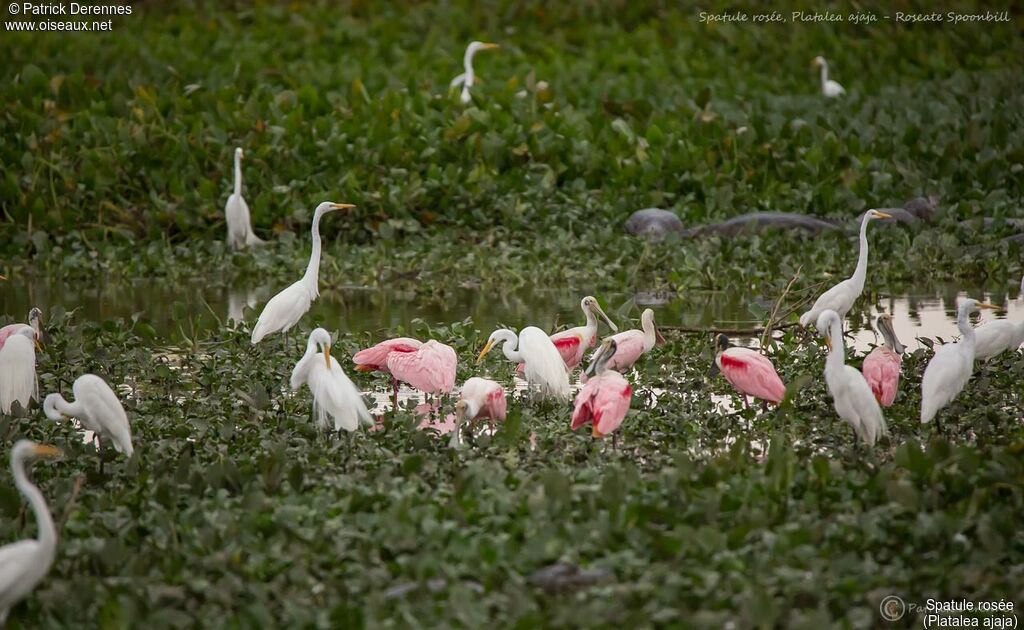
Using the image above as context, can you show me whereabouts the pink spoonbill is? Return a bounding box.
[861,314,904,407]
[709,334,786,408]
[572,339,632,444]
[450,377,507,448]
[385,340,457,409]
[518,296,617,373]
[589,308,664,374]
[353,337,424,407]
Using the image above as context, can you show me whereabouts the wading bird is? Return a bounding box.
[709,334,786,407]
[0,440,61,624]
[812,56,845,98]
[450,41,499,104]
[0,308,42,350]
[816,310,887,447]
[799,210,892,328]
[571,339,632,442]
[920,299,1000,429]
[224,147,264,249]
[44,374,134,461]
[353,337,424,407]
[251,202,353,343]
[291,328,372,433]
[519,296,617,373]
[450,377,507,448]
[478,327,570,400]
[973,281,1024,359]
[861,314,904,407]
[589,308,664,373]
[386,340,458,402]
[0,323,40,415]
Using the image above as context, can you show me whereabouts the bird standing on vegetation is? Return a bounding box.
[972,281,1024,359]
[709,334,786,407]
[920,299,1000,429]
[0,308,42,350]
[224,147,264,250]
[251,202,353,344]
[450,377,507,448]
[799,210,891,328]
[812,56,845,98]
[519,296,617,373]
[861,314,904,407]
[450,41,499,104]
[354,337,424,408]
[816,310,887,447]
[0,309,42,414]
[571,339,632,442]
[291,328,372,432]
[386,340,457,401]
[44,374,134,461]
[588,308,664,374]
[478,327,570,400]
[0,440,61,625]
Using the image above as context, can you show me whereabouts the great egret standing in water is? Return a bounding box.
[920,298,1000,429]
[799,210,891,327]
[450,41,499,104]
[973,279,1024,359]
[816,309,887,447]
[812,56,845,98]
[291,328,372,432]
[478,327,570,400]
[0,440,61,624]
[251,202,353,343]
[224,147,264,249]
[44,374,134,460]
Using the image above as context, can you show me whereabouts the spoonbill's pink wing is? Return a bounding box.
[550,327,589,368]
[572,372,631,437]
[387,340,457,394]
[353,337,422,373]
[719,348,785,404]
[605,330,646,371]
[862,347,901,407]
[483,384,507,421]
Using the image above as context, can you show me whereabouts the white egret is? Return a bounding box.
[224,147,264,249]
[799,210,892,328]
[291,328,372,432]
[0,440,61,624]
[450,41,499,104]
[973,276,1024,359]
[251,202,353,344]
[478,327,570,400]
[0,326,39,415]
[44,374,134,459]
[812,56,845,98]
[920,298,999,428]
[816,310,887,447]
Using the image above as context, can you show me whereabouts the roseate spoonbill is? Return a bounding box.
[44,374,134,463]
[353,337,424,407]
[450,377,507,448]
[812,56,845,97]
[0,441,61,624]
[450,41,499,104]
[251,202,353,344]
[386,340,457,400]
[588,308,664,374]
[816,310,887,447]
[920,299,1000,429]
[224,147,264,249]
[478,327,570,400]
[861,314,904,407]
[571,339,632,442]
[799,210,892,328]
[0,327,39,415]
[517,296,617,373]
[0,308,42,350]
[708,334,786,407]
[291,328,372,433]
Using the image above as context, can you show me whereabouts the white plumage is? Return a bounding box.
[816,310,886,446]
[973,319,1024,360]
[44,374,134,457]
[479,326,570,400]
[0,330,37,414]
[225,147,264,249]
[813,56,846,98]
[291,328,371,432]
[450,41,499,104]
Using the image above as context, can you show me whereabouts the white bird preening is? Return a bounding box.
[450,41,499,104]
[478,326,570,400]
[812,56,846,98]
[224,147,264,250]
[799,209,892,328]
[920,298,1000,429]
[291,328,372,433]
[0,440,61,625]
[44,374,134,461]
[251,202,354,344]
[973,275,1024,360]
[816,310,887,447]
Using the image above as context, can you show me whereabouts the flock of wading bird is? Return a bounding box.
[1,41,1024,621]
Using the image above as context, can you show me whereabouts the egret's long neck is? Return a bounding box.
[463,49,475,80]
[957,307,977,350]
[501,335,522,364]
[819,62,829,87]
[302,209,325,289]
[827,318,846,368]
[850,215,871,290]
[43,394,74,422]
[13,455,56,554]
[233,154,242,197]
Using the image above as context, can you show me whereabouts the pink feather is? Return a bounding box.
[716,347,786,404]
[353,337,422,374]
[386,340,457,394]
[571,371,632,437]
[862,346,901,407]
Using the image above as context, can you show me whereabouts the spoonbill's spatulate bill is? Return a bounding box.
[251,202,354,344]
[817,309,887,447]
[0,440,61,625]
[291,328,372,432]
